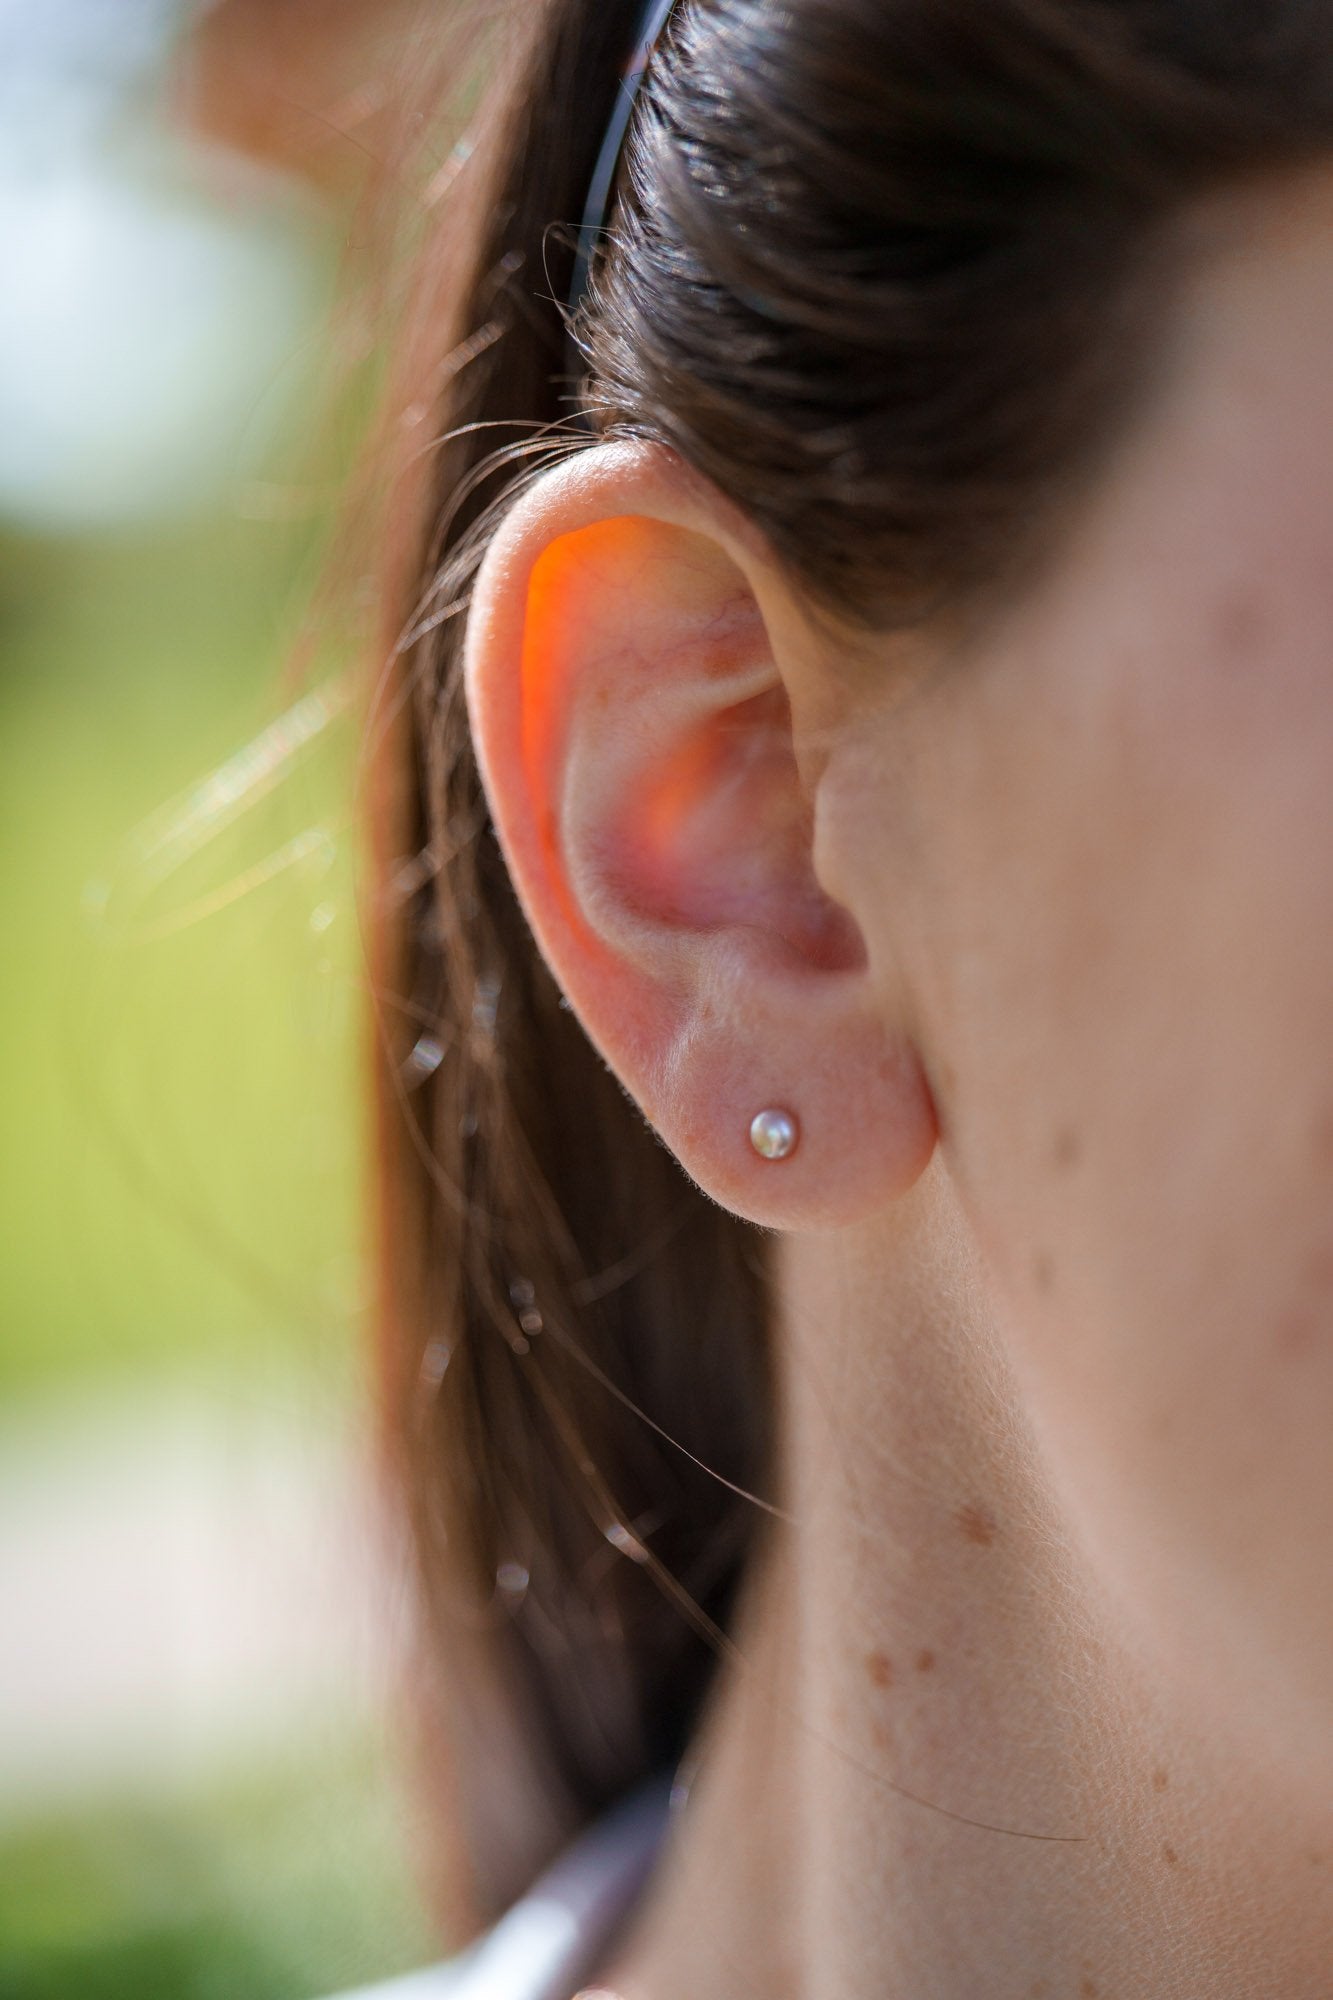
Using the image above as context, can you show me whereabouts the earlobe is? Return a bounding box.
[463,442,937,1229]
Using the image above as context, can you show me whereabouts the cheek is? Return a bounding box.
[852,573,1333,1785]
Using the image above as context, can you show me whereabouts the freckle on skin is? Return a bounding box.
[1163,1843,1179,1868]
[1151,1768,1169,1793]
[1273,1307,1315,1360]
[956,1501,998,1547]
[915,1648,936,1674]
[1080,1980,1100,1999]
[1052,1125,1082,1170]
[1032,1250,1054,1293]
[866,1649,894,1689]
[1216,584,1268,658]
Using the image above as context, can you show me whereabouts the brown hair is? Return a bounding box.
[369,0,1333,1929]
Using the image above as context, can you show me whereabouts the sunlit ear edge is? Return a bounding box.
[461,440,938,1230]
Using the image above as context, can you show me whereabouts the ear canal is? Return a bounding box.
[617,678,867,978]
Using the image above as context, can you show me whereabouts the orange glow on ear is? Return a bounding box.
[519,543,566,810]
[638,735,716,865]
[519,538,586,949]
[518,519,656,958]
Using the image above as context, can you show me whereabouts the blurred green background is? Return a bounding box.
[0,2,452,1993]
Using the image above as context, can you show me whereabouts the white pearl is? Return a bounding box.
[749,1107,799,1160]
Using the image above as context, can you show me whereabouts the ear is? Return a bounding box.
[463,441,936,1230]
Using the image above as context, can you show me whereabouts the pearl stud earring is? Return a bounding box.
[749,1107,799,1160]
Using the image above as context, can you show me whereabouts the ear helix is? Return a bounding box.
[749,1107,800,1161]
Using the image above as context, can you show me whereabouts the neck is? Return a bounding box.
[603,1165,1330,2000]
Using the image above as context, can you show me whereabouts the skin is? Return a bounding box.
[463,166,1333,1998]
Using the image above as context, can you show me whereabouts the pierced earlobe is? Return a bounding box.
[749,1107,800,1161]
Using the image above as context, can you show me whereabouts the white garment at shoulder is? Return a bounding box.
[324,1780,671,2000]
